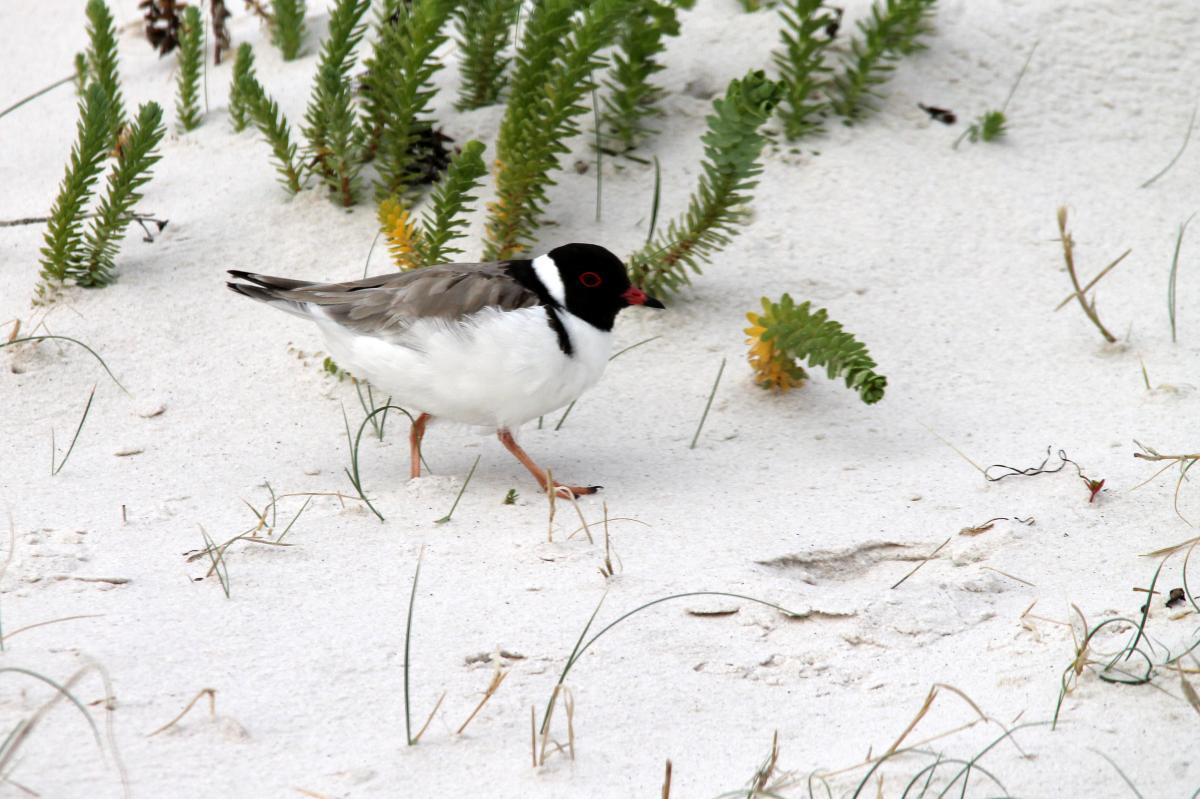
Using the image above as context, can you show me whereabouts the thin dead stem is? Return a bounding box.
[564,687,576,760]
[293,789,331,799]
[1133,442,1198,528]
[1056,206,1121,343]
[890,536,952,589]
[530,706,537,768]
[0,661,129,797]
[980,566,1035,586]
[456,665,510,735]
[2,614,105,644]
[598,503,622,579]
[750,731,781,794]
[921,424,985,475]
[148,688,217,736]
[411,691,446,744]
[538,684,561,765]
[815,719,984,780]
[569,516,649,540]
[562,492,594,544]
[546,469,556,543]
[1054,249,1132,311]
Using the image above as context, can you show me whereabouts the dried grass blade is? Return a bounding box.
[456,667,510,735]
[1054,248,1132,311]
[2,613,105,645]
[881,686,937,759]
[411,691,446,744]
[147,688,217,736]
[890,536,952,589]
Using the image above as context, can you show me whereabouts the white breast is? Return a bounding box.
[315,306,612,429]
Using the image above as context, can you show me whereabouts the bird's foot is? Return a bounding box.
[550,482,602,498]
[496,429,601,499]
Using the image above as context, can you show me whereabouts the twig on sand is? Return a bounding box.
[1055,206,1126,343]
[147,688,217,736]
[890,536,951,589]
[456,665,510,735]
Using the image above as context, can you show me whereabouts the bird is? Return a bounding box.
[227,242,664,497]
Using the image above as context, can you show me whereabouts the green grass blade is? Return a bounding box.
[539,592,607,734]
[541,591,801,734]
[51,385,96,476]
[276,496,312,543]
[1169,213,1195,343]
[362,229,382,278]
[198,525,230,598]
[553,401,578,432]
[434,454,480,524]
[0,667,104,753]
[0,74,75,121]
[690,358,726,449]
[999,40,1039,114]
[611,335,661,361]
[646,155,661,245]
[1,335,127,393]
[1089,748,1144,799]
[404,547,425,745]
[1141,105,1197,189]
[342,402,423,522]
[593,88,602,223]
[355,380,384,439]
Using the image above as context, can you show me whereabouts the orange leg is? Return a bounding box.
[409,413,431,479]
[497,429,600,498]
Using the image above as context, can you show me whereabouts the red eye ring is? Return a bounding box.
[579,271,602,288]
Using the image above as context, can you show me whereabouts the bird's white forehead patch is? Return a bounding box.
[532,253,566,306]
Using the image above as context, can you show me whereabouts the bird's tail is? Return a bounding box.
[226,270,315,318]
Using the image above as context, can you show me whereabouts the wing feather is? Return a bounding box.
[228,262,541,337]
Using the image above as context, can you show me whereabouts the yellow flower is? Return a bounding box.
[745,312,806,392]
[378,196,423,270]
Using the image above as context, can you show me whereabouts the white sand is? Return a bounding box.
[3,0,1199,796]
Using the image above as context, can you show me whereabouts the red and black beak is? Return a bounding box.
[621,286,666,309]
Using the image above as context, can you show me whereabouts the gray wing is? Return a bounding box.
[228,262,541,337]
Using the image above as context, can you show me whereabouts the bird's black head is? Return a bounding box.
[543,243,665,331]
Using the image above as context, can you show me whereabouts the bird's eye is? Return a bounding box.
[579,271,602,288]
